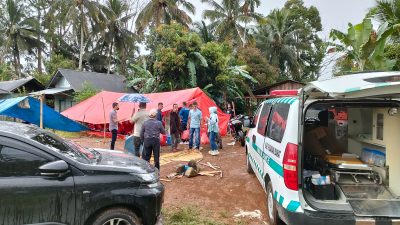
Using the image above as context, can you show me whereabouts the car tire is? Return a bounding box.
[92,207,142,225]
[238,131,245,147]
[246,153,254,174]
[266,182,280,225]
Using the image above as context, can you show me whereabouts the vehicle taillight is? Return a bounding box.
[283,143,298,191]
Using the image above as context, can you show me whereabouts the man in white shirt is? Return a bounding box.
[131,102,149,157]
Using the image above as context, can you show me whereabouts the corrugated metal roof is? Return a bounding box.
[30,87,73,95]
[0,77,44,92]
[48,69,136,93]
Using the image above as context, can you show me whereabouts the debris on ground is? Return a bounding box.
[234,209,262,220]
[163,160,223,180]
[227,141,236,146]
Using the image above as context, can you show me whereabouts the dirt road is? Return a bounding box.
[72,136,268,224]
[160,139,268,224]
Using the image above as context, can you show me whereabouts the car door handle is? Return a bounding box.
[252,135,256,143]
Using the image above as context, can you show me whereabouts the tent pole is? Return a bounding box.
[101,97,107,143]
[40,95,43,128]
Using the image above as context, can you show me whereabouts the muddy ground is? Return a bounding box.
[72,136,269,224]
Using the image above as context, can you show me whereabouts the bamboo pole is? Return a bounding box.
[40,95,43,128]
[101,97,107,143]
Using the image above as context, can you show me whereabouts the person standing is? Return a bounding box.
[170,104,181,152]
[157,102,163,122]
[226,104,235,119]
[130,102,149,157]
[109,102,119,150]
[187,102,202,151]
[207,106,220,156]
[179,102,190,131]
[141,109,166,170]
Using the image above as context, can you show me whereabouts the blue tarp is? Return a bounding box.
[0,96,88,132]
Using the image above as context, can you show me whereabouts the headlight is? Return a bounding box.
[131,172,159,184]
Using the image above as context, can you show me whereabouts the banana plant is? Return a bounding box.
[330,18,397,72]
[127,60,159,93]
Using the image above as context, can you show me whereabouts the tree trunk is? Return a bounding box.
[107,41,113,74]
[13,36,21,78]
[78,4,85,71]
[37,5,43,74]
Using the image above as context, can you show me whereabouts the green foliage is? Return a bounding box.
[45,54,76,76]
[256,0,324,81]
[135,0,195,33]
[147,23,208,90]
[330,18,395,74]
[201,0,262,46]
[284,0,324,80]
[73,82,99,103]
[385,43,400,70]
[32,71,52,85]
[236,46,279,88]
[0,0,44,78]
[127,59,159,93]
[367,0,400,39]
[0,63,14,81]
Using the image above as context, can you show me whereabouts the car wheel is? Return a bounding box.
[92,208,142,225]
[246,153,254,174]
[238,131,245,146]
[266,182,280,225]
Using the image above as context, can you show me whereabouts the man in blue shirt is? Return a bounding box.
[179,102,190,131]
[187,102,202,150]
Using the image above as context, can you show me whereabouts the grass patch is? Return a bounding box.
[219,210,230,219]
[54,130,82,139]
[163,206,227,225]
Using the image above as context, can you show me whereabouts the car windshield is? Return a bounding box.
[31,132,92,164]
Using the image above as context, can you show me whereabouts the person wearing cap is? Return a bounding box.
[141,109,166,170]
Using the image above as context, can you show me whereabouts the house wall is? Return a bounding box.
[55,77,71,89]
[268,82,304,94]
[54,95,75,112]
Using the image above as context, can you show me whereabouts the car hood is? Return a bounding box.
[91,148,155,174]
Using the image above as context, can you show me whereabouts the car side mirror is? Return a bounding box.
[39,160,69,178]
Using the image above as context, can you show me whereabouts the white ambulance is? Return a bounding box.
[245,72,400,225]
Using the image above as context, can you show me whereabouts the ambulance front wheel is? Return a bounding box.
[266,182,280,225]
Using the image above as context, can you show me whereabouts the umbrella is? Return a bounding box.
[118,93,150,103]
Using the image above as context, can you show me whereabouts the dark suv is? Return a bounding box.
[0,121,163,225]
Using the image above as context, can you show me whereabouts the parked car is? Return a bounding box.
[245,72,400,225]
[0,121,163,225]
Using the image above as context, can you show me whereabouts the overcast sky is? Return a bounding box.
[193,0,376,40]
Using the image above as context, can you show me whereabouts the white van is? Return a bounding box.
[245,72,400,225]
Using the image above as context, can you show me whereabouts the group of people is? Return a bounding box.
[108,101,221,170]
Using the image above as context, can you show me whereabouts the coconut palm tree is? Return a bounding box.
[98,0,137,74]
[368,0,400,39]
[51,0,101,70]
[193,20,214,43]
[201,0,261,46]
[135,0,195,33]
[255,9,302,80]
[0,0,44,78]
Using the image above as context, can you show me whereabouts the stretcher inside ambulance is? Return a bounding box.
[301,74,400,217]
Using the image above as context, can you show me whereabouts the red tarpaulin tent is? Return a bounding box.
[61,88,230,136]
